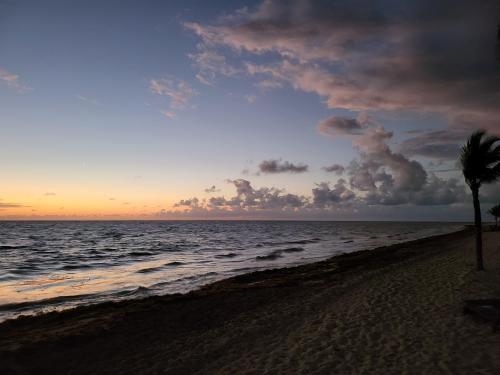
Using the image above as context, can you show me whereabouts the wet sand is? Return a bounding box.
[1,229,499,374]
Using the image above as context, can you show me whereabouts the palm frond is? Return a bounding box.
[460,130,500,186]
[478,135,500,160]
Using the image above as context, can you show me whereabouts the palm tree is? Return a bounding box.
[489,204,500,228]
[460,130,500,270]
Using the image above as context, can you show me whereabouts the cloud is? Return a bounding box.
[44,192,56,196]
[256,79,283,91]
[204,185,220,193]
[314,113,467,206]
[322,164,345,175]
[258,159,308,174]
[312,180,356,208]
[356,131,426,192]
[170,115,469,215]
[188,45,241,85]
[160,110,176,119]
[212,179,308,210]
[400,128,470,160]
[149,78,198,118]
[174,179,308,213]
[245,94,257,103]
[0,200,24,208]
[174,198,200,208]
[317,117,364,136]
[186,0,500,131]
[76,95,99,105]
[346,121,467,205]
[0,67,32,93]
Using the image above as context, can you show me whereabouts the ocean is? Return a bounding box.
[0,221,463,321]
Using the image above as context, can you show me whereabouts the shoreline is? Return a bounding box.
[1,228,499,374]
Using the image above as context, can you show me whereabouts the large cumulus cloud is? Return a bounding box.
[323,115,468,205]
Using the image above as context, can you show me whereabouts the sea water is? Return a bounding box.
[0,221,463,321]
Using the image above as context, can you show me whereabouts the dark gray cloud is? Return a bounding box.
[317,117,364,136]
[258,159,308,174]
[204,185,220,193]
[400,129,470,160]
[322,164,345,175]
[312,180,355,208]
[406,144,461,160]
[187,0,500,133]
[363,174,467,206]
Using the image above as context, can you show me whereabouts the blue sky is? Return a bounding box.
[1,0,499,220]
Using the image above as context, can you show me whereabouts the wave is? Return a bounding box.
[260,238,321,247]
[0,245,29,250]
[285,238,321,245]
[256,245,305,261]
[165,261,184,267]
[256,251,283,261]
[117,286,152,297]
[129,251,156,257]
[104,231,123,239]
[137,266,164,274]
[0,292,96,312]
[61,264,93,270]
[137,261,184,273]
[215,253,238,259]
[173,271,219,282]
[281,247,304,253]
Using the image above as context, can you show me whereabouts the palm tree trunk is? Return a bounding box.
[472,186,484,270]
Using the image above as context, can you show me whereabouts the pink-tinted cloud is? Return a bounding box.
[0,67,32,93]
[186,0,500,131]
[150,78,197,109]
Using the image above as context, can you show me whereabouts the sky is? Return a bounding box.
[1,0,499,220]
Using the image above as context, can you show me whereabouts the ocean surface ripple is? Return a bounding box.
[0,221,463,321]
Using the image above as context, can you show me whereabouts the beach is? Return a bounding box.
[1,229,499,374]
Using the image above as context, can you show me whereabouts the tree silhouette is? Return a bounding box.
[460,130,500,270]
[489,204,500,228]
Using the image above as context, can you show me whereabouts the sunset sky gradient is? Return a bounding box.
[1,0,499,220]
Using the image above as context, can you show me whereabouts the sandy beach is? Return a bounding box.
[1,229,499,374]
